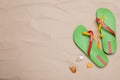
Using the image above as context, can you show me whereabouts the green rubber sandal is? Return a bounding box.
[73,25,108,68]
[96,8,117,55]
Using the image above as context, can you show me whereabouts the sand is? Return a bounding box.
[0,0,120,80]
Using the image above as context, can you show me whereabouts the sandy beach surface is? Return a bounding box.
[0,0,120,80]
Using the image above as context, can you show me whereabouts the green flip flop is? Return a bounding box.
[96,8,117,55]
[73,25,108,68]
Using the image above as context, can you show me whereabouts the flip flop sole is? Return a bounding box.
[73,25,108,67]
[96,8,117,54]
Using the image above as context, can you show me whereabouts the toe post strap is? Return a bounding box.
[82,30,100,57]
[96,16,116,37]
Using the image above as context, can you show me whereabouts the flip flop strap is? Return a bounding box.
[82,30,100,56]
[87,31,94,56]
[96,17,116,37]
[97,16,104,38]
